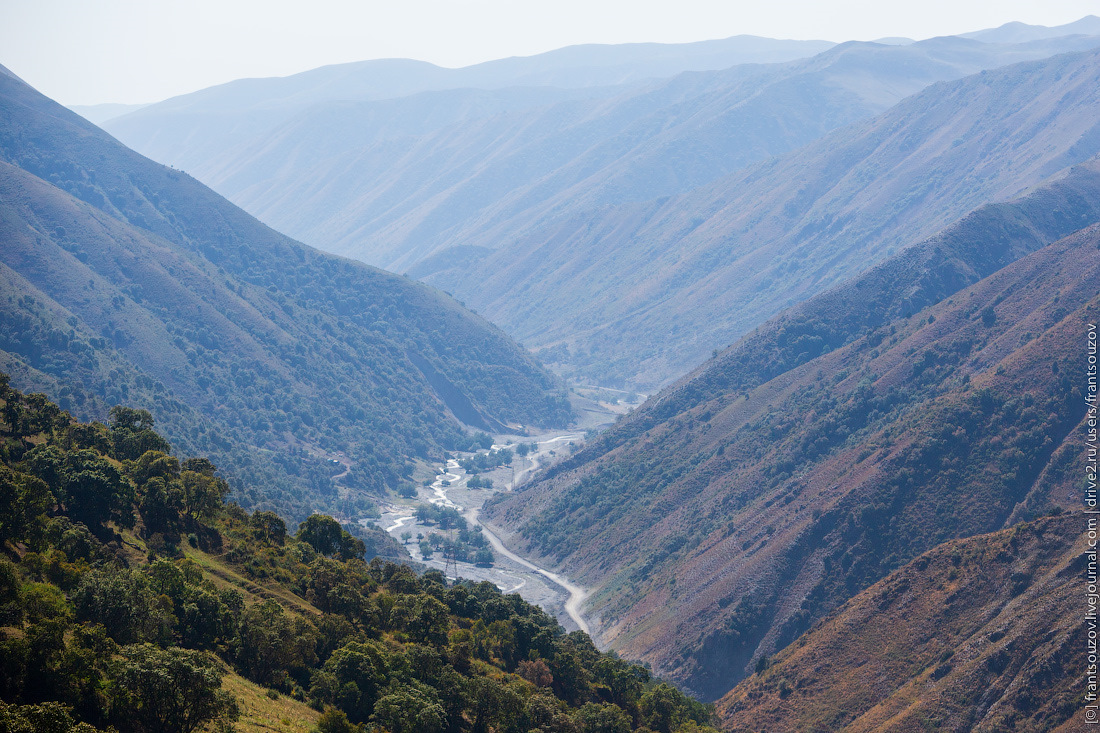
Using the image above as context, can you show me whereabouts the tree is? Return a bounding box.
[235,599,318,687]
[0,701,103,732]
[251,511,287,546]
[308,641,389,723]
[315,706,362,733]
[180,469,229,523]
[0,465,52,544]
[72,567,169,645]
[108,406,171,461]
[371,685,445,733]
[110,644,239,733]
[26,447,135,532]
[576,703,631,733]
[298,514,343,556]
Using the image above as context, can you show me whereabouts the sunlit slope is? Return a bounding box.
[484,166,1100,700]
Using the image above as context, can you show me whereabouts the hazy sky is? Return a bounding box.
[2,0,1098,105]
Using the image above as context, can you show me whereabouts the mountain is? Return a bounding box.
[434,46,1100,389]
[481,160,1100,701]
[0,383,715,733]
[172,34,1100,277]
[961,14,1100,43]
[103,35,834,185]
[719,513,1085,732]
[0,65,571,524]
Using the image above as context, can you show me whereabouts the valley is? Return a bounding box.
[4,10,1100,732]
[375,426,603,633]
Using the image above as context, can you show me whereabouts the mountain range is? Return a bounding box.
[0,64,571,524]
[102,26,1100,390]
[445,45,1100,389]
[482,158,1100,704]
[6,17,1100,731]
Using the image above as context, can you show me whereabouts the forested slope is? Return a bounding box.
[0,67,571,523]
[0,381,712,733]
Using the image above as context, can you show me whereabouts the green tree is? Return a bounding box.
[108,406,171,461]
[0,465,52,544]
[26,447,135,532]
[314,706,362,733]
[298,514,344,556]
[308,640,390,723]
[251,511,287,545]
[575,703,631,733]
[110,644,239,733]
[235,599,318,687]
[71,567,169,645]
[0,700,103,732]
[371,684,446,733]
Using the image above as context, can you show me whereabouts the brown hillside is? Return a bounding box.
[719,513,1088,732]
[485,211,1100,701]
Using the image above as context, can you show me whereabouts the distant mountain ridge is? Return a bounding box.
[961,14,1100,43]
[193,34,1100,277]
[0,68,571,522]
[437,46,1100,389]
[100,32,1100,392]
[483,159,1100,701]
[103,35,834,180]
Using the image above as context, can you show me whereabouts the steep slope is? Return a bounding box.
[104,35,833,183]
[0,384,714,733]
[441,46,1100,389]
[719,514,1087,732]
[0,68,571,523]
[482,166,1100,701]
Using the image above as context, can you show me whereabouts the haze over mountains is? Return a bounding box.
[5,14,1100,732]
[101,19,1100,390]
[100,34,834,184]
[453,46,1100,388]
[0,66,571,523]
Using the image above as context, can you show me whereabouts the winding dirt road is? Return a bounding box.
[421,440,591,634]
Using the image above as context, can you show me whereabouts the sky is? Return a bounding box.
[2,0,1099,106]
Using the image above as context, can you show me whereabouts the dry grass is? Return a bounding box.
[222,672,320,733]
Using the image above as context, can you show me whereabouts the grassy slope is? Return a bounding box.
[222,672,321,733]
[719,514,1085,732]
[484,172,1100,700]
[0,71,571,522]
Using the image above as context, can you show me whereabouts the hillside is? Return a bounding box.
[0,68,571,524]
[482,165,1100,701]
[0,381,715,733]
[719,514,1086,732]
[440,46,1100,389]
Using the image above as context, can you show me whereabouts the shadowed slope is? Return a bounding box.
[0,69,571,522]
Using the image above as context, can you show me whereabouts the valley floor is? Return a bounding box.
[373,425,597,633]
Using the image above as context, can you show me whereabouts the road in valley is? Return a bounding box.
[375,431,592,634]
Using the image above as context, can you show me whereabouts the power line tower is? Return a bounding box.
[444,526,457,580]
